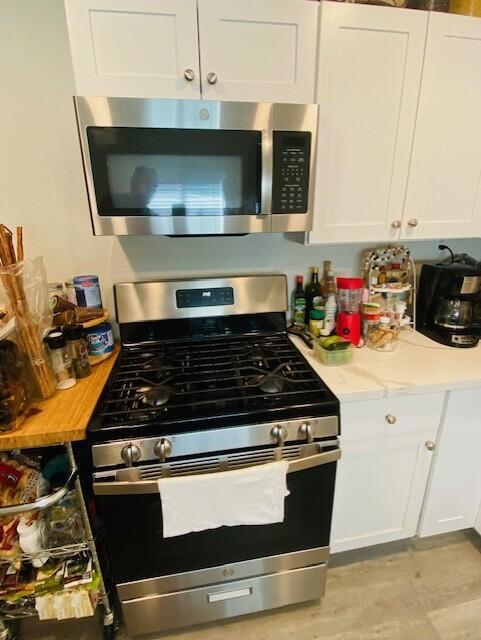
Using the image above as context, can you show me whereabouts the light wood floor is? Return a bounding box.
[23,530,481,640]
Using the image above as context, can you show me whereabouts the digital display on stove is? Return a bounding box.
[176,287,234,308]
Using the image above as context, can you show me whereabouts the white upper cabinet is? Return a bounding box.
[197,0,318,103]
[331,393,443,553]
[419,389,481,537]
[64,0,201,98]
[402,13,481,240]
[65,0,317,103]
[309,3,428,244]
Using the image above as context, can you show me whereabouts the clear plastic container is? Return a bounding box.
[314,341,354,366]
[367,316,399,352]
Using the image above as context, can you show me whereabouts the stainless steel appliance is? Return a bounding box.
[85,275,340,636]
[75,97,318,236]
[417,261,481,347]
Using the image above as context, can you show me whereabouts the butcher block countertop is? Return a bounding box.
[0,347,119,450]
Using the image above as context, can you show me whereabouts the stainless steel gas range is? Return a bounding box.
[86,274,340,636]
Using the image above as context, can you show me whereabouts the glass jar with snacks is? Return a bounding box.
[309,309,325,337]
[367,316,399,352]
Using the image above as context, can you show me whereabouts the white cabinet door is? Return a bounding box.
[331,393,444,553]
[419,389,481,537]
[64,0,201,98]
[402,14,481,240]
[308,3,427,244]
[197,0,318,103]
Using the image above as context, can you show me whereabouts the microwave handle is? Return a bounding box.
[260,128,273,216]
[93,448,341,497]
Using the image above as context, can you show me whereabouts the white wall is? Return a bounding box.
[2,0,481,319]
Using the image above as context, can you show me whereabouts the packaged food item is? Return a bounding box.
[73,275,102,309]
[309,309,324,337]
[64,281,77,305]
[63,553,92,589]
[47,491,84,547]
[17,517,49,568]
[0,338,32,432]
[84,322,114,357]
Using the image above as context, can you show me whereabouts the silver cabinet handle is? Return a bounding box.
[425,440,436,451]
[207,72,218,85]
[184,68,195,81]
[407,218,418,228]
[385,414,397,425]
[391,220,402,229]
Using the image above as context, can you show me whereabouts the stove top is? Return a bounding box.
[89,332,338,441]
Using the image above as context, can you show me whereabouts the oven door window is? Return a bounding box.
[87,127,261,217]
[95,462,337,584]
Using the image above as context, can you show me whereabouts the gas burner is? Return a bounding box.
[139,385,173,407]
[247,345,270,368]
[247,372,285,394]
[142,354,174,376]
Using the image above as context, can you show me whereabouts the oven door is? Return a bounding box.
[75,97,318,236]
[92,441,339,587]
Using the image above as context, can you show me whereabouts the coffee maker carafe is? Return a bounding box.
[416,262,481,348]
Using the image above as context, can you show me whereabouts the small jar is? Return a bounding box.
[309,309,325,337]
[367,316,399,352]
[45,332,76,390]
[64,281,77,306]
[63,325,91,379]
[48,282,66,311]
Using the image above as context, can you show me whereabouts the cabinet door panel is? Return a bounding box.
[419,389,481,537]
[65,0,201,98]
[197,0,318,103]
[403,13,481,240]
[309,3,427,244]
[331,394,443,553]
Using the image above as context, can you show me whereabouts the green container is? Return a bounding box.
[314,341,354,366]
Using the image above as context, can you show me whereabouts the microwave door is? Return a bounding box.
[75,98,272,236]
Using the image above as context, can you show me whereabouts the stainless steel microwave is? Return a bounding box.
[74,97,318,236]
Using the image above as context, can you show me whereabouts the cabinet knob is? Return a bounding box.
[271,425,287,446]
[391,220,402,229]
[184,68,195,81]
[425,440,436,451]
[407,218,419,228]
[207,72,218,85]
[385,414,397,425]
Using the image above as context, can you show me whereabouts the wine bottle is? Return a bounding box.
[305,267,324,324]
[292,275,306,327]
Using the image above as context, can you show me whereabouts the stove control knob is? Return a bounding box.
[271,425,287,446]
[298,422,313,443]
[121,443,141,468]
[154,438,172,462]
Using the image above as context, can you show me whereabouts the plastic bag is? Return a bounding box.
[0,258,55,401]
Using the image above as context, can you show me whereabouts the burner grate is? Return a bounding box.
[96,334,330,430]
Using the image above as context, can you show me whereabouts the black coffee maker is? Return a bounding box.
[417,251,481,348]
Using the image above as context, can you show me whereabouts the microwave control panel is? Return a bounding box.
[271,131,311,214]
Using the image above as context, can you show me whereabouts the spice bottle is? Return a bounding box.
[63,325,91,379]
[45,332,76,390]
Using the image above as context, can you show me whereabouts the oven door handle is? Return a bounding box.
[92,448,341,496]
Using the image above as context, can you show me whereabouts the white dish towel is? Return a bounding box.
[158,461,290,538]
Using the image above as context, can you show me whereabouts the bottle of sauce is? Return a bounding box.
[292,276,306,327]
[305,267,324,324]
[321,261,332,296]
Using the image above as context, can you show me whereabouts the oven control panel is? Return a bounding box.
[176,287,234,308]
[271,131,311,214]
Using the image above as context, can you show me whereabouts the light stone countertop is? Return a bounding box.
[291,328,481,402]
